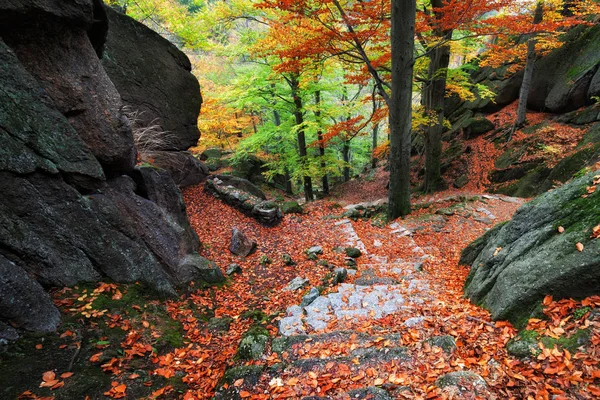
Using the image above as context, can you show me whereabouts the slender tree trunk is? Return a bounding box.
[342,140,351,182]
[372,122,379,168]
[250,110,258,134]
[515,1,544,130]
[284,168,293,194]
[422,0,452,193]
[273,109,281,127]
[290,75,313,202]
[314,91,329,194]
[388,0,415,219]
[272,108,292,194]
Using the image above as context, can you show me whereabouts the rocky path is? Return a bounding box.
[215,204,510,399]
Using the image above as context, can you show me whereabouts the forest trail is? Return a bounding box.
[16,186,598,400]
[192,188,561,400]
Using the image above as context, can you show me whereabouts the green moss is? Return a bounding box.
[259,255,271,265]
[573,306,592,320]
[521,121,551,135]
[540,328,591,353]
[240,310,268,323]
[281,201,303,214]
[506,329,541,358]
[509,300,546,331]
[236,325,269,360]
[157,319,185,349]
[221,365,264,385]
[555,183,600,237]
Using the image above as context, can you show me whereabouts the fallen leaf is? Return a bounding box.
[576,242,584,252]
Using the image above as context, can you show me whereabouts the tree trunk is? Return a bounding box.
[290,74,313,202]
[284,168,293,194]
[421,0,452,193]
[388,0,415,219]
[515,1,544,129]
[342,140,351,182]
[372,122,379,168]
[314,91,329,194]
[273,109,281,127]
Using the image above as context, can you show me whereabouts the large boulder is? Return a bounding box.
[101,6,201,151]
[462,171,600,326]
[0,1,222,337]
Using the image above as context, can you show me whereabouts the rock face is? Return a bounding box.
[0,0,222,337]
[101,5,201,151]
[462,172,600,325]
[529,26,600,113]
[467,25,600,115]
[102,6,209,187]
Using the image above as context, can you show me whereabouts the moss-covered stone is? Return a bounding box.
[506,330,541,358]
[345,247,362,258]
[208,317,233,332]
[425,335,457,354]
[282,253,295,266]
[540,328,591,353]
[435,371,487,391]
[464,171,600,326]
[493,166,552,198]
[221,365,264,386]
[495,147,526,170]
[539,144,600,192]
[281,201,303,214]
[237,326,269,360]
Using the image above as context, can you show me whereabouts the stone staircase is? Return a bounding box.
[215,217,491,399]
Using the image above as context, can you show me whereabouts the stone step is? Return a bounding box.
[287,345,410,373]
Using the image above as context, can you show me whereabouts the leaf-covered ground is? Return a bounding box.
[7,181,599,400]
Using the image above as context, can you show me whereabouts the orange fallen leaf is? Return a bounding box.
[557,226,565,233]
[60,372,73,379]
[575,242,584,252]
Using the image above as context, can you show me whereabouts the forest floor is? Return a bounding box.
[9,180,599,400]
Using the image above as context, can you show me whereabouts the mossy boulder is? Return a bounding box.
[200,148,222,160]
[425,335,457,354]
[237,326,269,360]
[463,117,495,139]
[281,201,303,214]
[463,171,600,326]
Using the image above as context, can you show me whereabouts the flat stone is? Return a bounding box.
[404,316,426,328]
[285,277,309,291]
[279,316,305,336]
